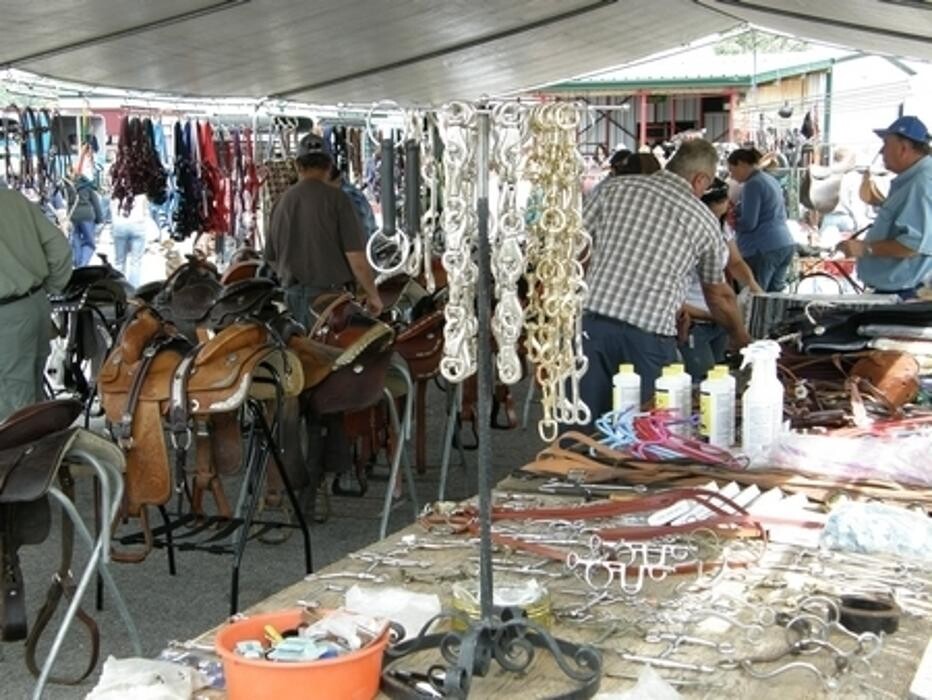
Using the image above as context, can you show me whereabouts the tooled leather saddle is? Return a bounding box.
[97,264,307,557]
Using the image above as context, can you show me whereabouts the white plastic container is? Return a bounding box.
[740,341,784,458]
[612,363,641,414]
[699,365,736,447]
[654,363,692,435]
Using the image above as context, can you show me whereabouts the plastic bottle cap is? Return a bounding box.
[662,366,676,377]
[668,363,685,374]
[709,366,729,380]
[618,363,635,374]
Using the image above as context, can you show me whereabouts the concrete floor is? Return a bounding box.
[3,379,544,699]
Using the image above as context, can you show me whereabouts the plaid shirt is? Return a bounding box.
[583,170,725,336]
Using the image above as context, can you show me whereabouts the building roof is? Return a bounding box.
[543,37,854,93]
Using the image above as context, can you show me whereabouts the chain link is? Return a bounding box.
[524,103,591,440]
[438,101,479,383]
[490,102,529,386]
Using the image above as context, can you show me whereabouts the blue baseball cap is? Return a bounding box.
[873,115,930,144]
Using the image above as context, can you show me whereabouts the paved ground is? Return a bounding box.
[3,379,544,698]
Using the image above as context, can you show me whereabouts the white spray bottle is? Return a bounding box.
[740,340,784,459]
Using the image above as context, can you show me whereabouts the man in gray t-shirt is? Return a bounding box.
[266,134,382,326]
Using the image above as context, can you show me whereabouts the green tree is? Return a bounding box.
[715,31,808,55]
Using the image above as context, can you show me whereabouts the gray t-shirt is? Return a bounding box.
[265,178,364,288]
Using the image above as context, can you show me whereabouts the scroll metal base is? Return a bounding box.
[381,610,602,699]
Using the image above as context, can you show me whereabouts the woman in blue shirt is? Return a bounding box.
[727,148,796,292]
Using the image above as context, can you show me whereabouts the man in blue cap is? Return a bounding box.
[837,115,932,298]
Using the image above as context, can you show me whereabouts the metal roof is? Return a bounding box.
[0,0,928,105]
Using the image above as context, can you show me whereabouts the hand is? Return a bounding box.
[676,308,691,345]
[836,239,868,259]
[727,328,752,353]
[364,295,384,317]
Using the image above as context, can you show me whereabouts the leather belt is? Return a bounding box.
[0,283,42,307]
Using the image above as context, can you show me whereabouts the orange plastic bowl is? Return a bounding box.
[215,609,389,700]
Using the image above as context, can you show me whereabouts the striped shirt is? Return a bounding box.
[583,170,726,336]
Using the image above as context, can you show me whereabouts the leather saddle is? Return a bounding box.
[379,276,447,382]
[98,298,305,522]
[0,399,82,641]
[152,258,223,340]
[305,292,395,414]
[800,164,843,214]
[50,264,134,309]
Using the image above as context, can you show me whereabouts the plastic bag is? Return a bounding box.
[821,501,932,561]
[754,430,932,487]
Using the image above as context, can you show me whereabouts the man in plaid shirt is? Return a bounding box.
[581,139,751,423]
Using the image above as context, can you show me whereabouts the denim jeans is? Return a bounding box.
[70,220,97,267]
[112,221,147,288]
[678,322,728,384]
[745,245,796,292]
[577,312,678,430]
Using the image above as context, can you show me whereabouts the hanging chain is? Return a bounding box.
[524,103,591,441]
[418,112,440,293]
[489,102,528,386]
[438,101,479,383]
[366,102,412,279]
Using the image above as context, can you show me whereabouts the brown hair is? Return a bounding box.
[727,148,763,167]
[618,153,661,176]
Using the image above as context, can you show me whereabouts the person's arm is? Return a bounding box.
[695,217,751,348]
[346,251,382,315]
[337,191,382,315]
[30,201,73,292]
[837,238,918,259]
[701,281,751,347]
[736,178,762,233]
[91,190,104,225]
[838,187,931,259]
[725,239,764,292]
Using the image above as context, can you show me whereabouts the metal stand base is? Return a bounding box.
[380,611,602,699]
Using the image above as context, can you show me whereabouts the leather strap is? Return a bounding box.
[168,343,204,494]
[114,333,177,448]
[25,468,99,684]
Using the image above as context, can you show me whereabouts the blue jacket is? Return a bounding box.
[341,181,377,239]
[734,170,794,257]
[858,155,932,292]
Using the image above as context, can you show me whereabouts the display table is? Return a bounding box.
[186,485,930,699]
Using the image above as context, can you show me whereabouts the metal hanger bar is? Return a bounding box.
[2,0,251,68]
[271,0,619,98]
[694,0,932,45]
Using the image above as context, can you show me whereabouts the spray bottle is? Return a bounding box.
[740,340,784,458]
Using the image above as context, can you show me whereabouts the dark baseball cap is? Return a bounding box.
[873,115,930,144]
[296,133,328,158]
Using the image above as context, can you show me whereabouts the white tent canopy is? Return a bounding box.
[0,0,929,105]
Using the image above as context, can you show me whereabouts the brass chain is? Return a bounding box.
[524,103,591,441]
